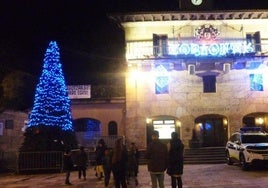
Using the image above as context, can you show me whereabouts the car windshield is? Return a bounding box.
[241,134,268,143]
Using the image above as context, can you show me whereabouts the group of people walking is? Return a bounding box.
[63,146,88,185]
[95,138,139,188]
[95,131,184,188]
[63,130,184,188]
[63,138,139,187]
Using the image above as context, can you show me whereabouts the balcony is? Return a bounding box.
[126,39,268,61]
[91,85,125,99]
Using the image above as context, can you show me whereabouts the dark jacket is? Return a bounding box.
[63,153,73,171]
[167,139,184,175]
[77,150,88,168]
[127,147,139,174]
[103,149,113,170]
[95,145,107,165]
[111,145,128,186]
[146,139,168,173]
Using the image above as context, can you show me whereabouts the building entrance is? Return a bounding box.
[243,112,268,132]
[194,115,228,147]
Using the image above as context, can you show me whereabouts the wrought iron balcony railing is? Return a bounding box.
[91,85,125,99]
[126,39,268,60]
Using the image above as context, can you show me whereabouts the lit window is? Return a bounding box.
[155,76,169,94]
[153,119,175,139]
[250,74,263,91]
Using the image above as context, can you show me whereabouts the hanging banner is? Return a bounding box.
[67,85,91,99]
[169,42,254,56]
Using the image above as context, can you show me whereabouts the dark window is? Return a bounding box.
[153,34,168,56]
[202,75,216,93]
[153,34,160,56]
[108,121,117,135]
[246,31,261,52]
[230,134,240,143]
[0,121,3,135]
[5,120,14,129]
[229,134,236,142]
[242,135,268,143]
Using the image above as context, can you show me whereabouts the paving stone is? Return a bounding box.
[0,164,268,187]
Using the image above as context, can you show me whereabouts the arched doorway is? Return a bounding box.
[243,112,268,132]
[73,118,101,148]
[194,114,228,147]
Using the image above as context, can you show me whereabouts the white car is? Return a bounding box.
[225,127,268,170]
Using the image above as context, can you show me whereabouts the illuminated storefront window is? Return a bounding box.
[153,120,175,139]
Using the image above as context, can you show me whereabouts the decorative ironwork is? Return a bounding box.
[194,24,220,40]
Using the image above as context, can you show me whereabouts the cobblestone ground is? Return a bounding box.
[0,164,268,188]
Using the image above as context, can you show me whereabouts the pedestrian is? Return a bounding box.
[103,148,113,187]
[63,149,73,185]
[95,139,107,180]
[167,132,184,188]
[77,146,88,180]
[146,130,168,188]
[111,138,128,188]
[127,142,140,186]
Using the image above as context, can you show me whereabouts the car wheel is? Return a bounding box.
[240,154,249,171]
[226,151,233,165]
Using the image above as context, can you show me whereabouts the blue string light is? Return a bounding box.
[28,41,74,131]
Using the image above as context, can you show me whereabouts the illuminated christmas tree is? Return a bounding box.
[20,41,77,151]
[28,41,73,131]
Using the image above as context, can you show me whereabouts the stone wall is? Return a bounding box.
[0,111,28,152]
[125,68,268,149]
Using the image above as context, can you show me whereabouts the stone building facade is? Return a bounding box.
[112,10,268,149]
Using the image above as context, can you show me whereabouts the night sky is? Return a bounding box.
[0,0,126,84]
[0,0,268,84]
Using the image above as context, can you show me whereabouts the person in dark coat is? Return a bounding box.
[146,130,168,188]
[167,132,184,188]
[111,138,128,188]
[95,139,107,179]
[77,146,88,180]
[127,142,140,185]
[103,148,113,187]
[63,149,73,185]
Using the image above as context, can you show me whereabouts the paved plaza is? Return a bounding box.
[0,164,268,188]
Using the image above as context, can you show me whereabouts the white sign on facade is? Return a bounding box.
[68,85,91,99]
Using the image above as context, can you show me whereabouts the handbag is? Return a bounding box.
[96,165,104,175]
